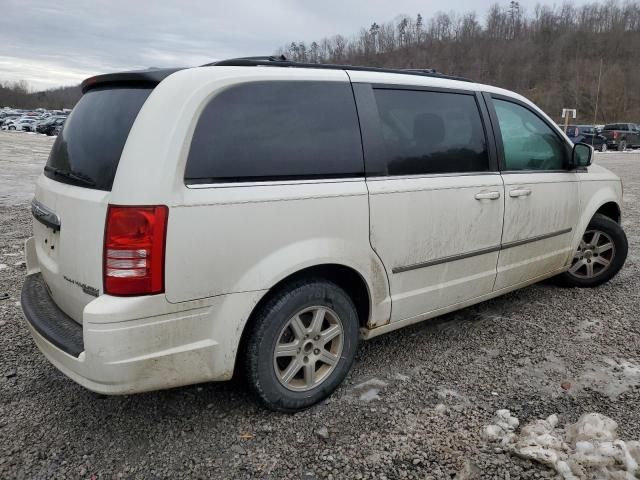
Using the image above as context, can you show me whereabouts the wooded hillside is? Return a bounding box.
[278,1,640,124]
[0,80,81,110]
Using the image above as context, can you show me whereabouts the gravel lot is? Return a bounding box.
[1,130,639,479]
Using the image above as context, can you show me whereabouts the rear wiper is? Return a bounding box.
[44,166,96,187]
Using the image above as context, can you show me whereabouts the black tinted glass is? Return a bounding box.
[185,81,363,183]
[372,89,488,176]
[45,86,152,191]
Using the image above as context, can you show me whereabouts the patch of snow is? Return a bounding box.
[354,378,388,389]
[434,403,448,414]
[0,264,8,270]
[484,410,640,479]
[359,389,381,402]
[351,378,388,403]
[579,358,640,399]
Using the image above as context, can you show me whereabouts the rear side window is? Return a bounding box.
[372,89,489,176]
[185,81,363,183]
[45,86,152,191]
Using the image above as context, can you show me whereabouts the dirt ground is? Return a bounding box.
[0,130,639,479]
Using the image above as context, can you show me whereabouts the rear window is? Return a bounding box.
[185,81,363,183]
[45,86,152,190]
[372,89,489,176]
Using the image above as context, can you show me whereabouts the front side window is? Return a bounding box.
[494,99,567,171]
[372,89,489,176]
[185,81,363,183]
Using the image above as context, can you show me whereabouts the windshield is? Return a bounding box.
[44,86,152,190]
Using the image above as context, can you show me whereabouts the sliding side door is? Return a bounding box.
[354,83,504,322]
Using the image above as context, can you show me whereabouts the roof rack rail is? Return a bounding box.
[202,55,287,66]
[402,68,439,74]
[200,56,472,83]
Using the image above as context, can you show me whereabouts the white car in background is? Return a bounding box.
[4,117,38,132]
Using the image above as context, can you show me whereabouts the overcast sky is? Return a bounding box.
[1,0,591,91]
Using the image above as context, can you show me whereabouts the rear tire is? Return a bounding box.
[244,278,359,412]
[600,143,607,152]
[557,214,627,288]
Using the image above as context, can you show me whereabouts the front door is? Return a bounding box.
[488,95,580,290]
[356,84,505,322]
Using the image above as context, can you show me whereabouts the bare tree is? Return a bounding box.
[278,1,640,122]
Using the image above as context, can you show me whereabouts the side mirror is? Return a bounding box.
[572,142,593,168]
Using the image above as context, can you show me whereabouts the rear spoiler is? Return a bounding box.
[80,68,184,93]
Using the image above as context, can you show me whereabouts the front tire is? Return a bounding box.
[558,214,627,288]
[244,278,359,412]
[618,140,627,151]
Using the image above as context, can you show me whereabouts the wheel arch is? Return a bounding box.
[595,201,621,224]
[571,185,623,260]
[234,263,376,376]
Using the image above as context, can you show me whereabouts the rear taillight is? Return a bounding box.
[103,205,168,296]
[613,131,619,139]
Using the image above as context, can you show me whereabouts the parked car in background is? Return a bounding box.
[565,125,608,151]
[0,109,70,133]
[14,118,38,132]
[1,113,21,124]
[21,59,627,411]
[600,123,640,151]
[36,116,66,135]
[2,117,37,131]
[51,123,64,136]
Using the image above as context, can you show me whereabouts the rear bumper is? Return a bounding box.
[22,273,84,356]
[21,272,265,395]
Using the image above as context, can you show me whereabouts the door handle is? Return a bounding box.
[509,188,532,197]
[474,191,501,200]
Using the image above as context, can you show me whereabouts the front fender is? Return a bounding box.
[570,179,622,259]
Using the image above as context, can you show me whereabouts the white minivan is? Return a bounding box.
[21,57,627,411]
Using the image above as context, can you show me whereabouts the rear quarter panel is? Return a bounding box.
[164,180,391,328]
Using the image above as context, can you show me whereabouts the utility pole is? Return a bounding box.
[593,58,603,127]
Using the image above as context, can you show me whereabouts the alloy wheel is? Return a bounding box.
[569,229,616,279]
[273,306,344,392]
